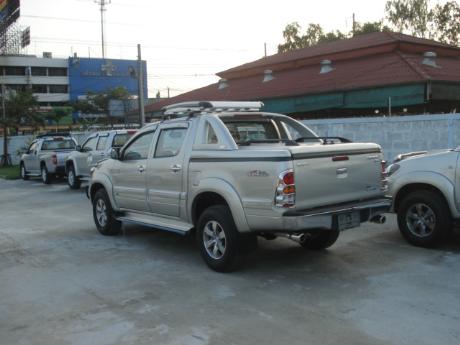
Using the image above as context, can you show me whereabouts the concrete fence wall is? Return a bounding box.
[2,113,460,165]
[303,113,460,161]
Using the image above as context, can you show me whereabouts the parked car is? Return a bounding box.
[387,149,458,247]
[87,101,390,271]
[20,133,77,184]
[65,129,136,189]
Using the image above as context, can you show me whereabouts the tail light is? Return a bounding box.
[52,154,57,165]
[275,169,295,208]
[381,160,388,192]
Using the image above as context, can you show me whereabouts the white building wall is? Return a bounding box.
[0,55,69,104]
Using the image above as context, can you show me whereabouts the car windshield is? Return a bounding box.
[41,139,76,150]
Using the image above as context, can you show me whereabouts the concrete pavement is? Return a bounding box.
[1,179,459,345]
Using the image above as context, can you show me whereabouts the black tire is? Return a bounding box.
[20,162,29,180]
[92,188,122,236]
[41,164,51,184]
[196,205,240,272]
[397,190,451,247]
[67,164,81,189]
[300,229,340,250]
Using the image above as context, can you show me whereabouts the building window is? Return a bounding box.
[4,66,25,75]
[31,67,47,76]
[49,85,68,93]
[7,84,27,92]
[48,68,67,76]
[32,84,47,93]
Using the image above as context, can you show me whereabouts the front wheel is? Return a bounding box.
[67,165,81,189]
[20,162,29,180]
[92,189,122,236]
[397,190,451,247]
[300,229,340,250]
[196,205,240,272]
[41,164,51,184]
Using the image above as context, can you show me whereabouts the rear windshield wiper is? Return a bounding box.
[295,136,352,145]
[238,139,299,146]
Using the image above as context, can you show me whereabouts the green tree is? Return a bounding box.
[353,21,391,36]
[385,0,460,44]
[72,87,130,126]
[432,1,460,45]
[278,22,347,53]
[44,107,71,130]
[0,90,40,166]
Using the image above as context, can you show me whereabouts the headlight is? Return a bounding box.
[386,163,400,177]
[90,167,96,175]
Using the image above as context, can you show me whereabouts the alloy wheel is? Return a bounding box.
[95,198,108,227]
[405,203,436,238]
[203,220,226,260]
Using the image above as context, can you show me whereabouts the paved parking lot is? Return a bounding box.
[1,178,459,345]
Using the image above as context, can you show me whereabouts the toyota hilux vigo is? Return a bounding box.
[88,101,390,271]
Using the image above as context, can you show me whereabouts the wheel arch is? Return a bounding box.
[394,183,451,216]
[189,178,250,232]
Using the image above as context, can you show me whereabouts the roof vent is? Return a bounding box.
[263,69,274,82]
[218,78,229,90]
[422,52,439,68]
[320,60,334,74]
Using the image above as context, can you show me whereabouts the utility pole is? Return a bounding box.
[352,13,356,36]
[137,44,145,127]
[95,0,111,59]
[264,43,267,57]
[167,87,170,98]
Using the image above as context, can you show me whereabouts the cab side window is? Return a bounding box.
[205,123,218,144]
[123,131,155,161]
[82,136,98,152]
[155,128,187,158]
[96,135,108,151]
[28,142,38,154]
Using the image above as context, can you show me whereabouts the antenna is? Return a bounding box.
[95,0,111,59]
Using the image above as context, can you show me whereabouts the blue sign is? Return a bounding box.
[68,57,148,101]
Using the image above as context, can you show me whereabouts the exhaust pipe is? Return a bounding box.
[277,233,307,244]
[370,215,386,224]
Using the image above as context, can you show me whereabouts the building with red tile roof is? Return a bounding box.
[144,31,460,118]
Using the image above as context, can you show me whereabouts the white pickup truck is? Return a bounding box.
[387,148,460,247]
[88,101,390,271]
[65,129,136,189]
[20,133,77,184]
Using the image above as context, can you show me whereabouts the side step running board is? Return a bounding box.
[117,212,193,235]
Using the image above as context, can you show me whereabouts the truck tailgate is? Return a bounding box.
[290,143,383,210]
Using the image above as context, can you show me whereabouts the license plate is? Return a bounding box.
[338,212,360,231]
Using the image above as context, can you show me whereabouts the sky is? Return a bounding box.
[18,0,390,98]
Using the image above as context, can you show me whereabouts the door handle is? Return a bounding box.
[138,165,145,173]
[170,164,182,172]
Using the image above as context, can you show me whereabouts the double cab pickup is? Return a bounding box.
[88,101,390,271]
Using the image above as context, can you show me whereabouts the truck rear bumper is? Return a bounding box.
[282,197,391,232]
[247,197,391,233]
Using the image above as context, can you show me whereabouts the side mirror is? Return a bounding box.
[110,147,120,160]
[76,145,81,152]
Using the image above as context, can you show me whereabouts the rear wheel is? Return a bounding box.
[397,190,451,247]
[41,164,51,184]
[300,229,340,250]
[92,189,121,236]
[197,205,240,272]
[20,162,29,180]
[67,165,81,189]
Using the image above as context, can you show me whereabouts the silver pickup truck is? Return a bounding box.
[20,134,77,184]
[65,129,136,189]
[88,101,390,271]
